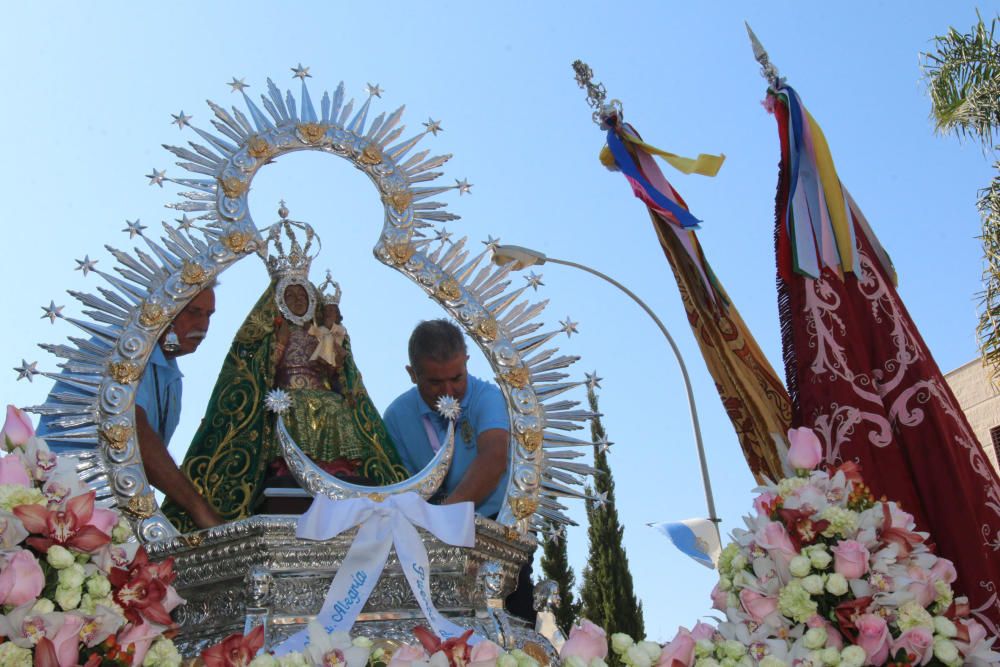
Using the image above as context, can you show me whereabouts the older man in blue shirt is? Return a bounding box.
[383,320,510,517]
[37,288,222,529]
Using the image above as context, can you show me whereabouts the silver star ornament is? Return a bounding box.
[366,82,384,98]
[265,389,292,414]
[40,301,64,323]
[14,360,39,382]
[423,118,443,135]
[455,178,473,195]
[123,219,147,239]
[524,272,544,290]
[482,235,501,253]
[291,64,312,80]
[560,317,579,337]
[74,255,98,276]
[585,371,603,390]
[146,169,167,187]
[171,111,192,129]
[228,77,248,93]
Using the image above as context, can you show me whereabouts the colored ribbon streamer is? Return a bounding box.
[273,493,477,654]
[606,128,701,229]
[621,134,725,177]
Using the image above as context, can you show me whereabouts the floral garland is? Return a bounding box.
[647,428,1000,667]
[0,405,184,667]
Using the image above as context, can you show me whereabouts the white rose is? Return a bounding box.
[59,563,86,589]
[820,647,840,665]
[625,645,652,667]
[46,545,75,569]
[497,655,518,667]
[637,641,662,663]
[352,637,374,649]
[839,646,865,667]
[564,656,587,667]
[801,574,826,596]
[789,556,812,578]
[933,638,960,665]
[731,554,748,571]
[278,654,310,667]
[803,627,827,650]
[933,616,957,638]
[611,633,635,656]
[249,656,279,667]
[809,548,832,570]
[112,518,132,544]
[31,598,55,614]
[55,585,82,610]
[512,649,539,667]
[720,640,745,660]
[759,657,787,667]
[694,639,714,658]
[694,659,721,667]
[718,577,732,592]
[825,573,848,596]
[590,659,608,667]
[86,575,112,597]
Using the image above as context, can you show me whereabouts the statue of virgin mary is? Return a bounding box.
[163,206,408,532]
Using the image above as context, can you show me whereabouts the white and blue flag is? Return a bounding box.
[649,518,721,569]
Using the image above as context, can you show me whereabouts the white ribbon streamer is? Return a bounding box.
[273,492,477,654]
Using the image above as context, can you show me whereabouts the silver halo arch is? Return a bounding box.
[26,69,600,543]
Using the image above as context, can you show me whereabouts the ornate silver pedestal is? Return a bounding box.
[147,515,553,659]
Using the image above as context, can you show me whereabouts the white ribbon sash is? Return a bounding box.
[273,492,477,654]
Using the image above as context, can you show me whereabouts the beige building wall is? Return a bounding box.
[945,358,1000,473]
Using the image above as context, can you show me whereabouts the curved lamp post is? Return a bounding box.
[493,244,720,536]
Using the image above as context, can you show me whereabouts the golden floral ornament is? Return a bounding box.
[475,317,499,341]
[181,260,207,284]
[383,190,413,212]
[296,122,328,144]
[107,361,142,385]
[500,367,530,389]
[386,242,415,266]
[509,496,538,520]
[521,643,550,666]
[126,493,157,519]
[100,422,133,450]
[219,176,248,198]
[359,143,383,165]
[138,302,165,327]
[435,278,461,301]
[367,492,387,503]
[247,135,273,159]
[223,230,253,254]
[516,429,543,452]
[182,533,204,548]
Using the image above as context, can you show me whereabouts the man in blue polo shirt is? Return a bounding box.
[383,319,509,517]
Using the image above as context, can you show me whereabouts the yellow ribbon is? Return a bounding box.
[308,323,347,367]
[623,134,725,176]
[803,110,853,273]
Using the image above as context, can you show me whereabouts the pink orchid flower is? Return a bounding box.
[13,490,112,554]
[200,625,265,667]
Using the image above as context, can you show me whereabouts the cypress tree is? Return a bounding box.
[539,519,581,634]
[579,385,645,646]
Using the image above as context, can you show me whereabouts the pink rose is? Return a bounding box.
[86,506,119,537]
[690,622,715,642]
[657,628,695,667]
[739,589,778,623]
[388,644,429,667]
[0,455,32,487]
[787,427,823,470]
[855,613,890,665]
[930,559,957,585]
[1,406,33,448]
[831,540,870,580]
[470,640,503,667]
[906,566,937,607]
[560,619,608,662]
[890,627,933,666]
[50,614,86,667]
[0,549,45,606]
[710,583,728,611]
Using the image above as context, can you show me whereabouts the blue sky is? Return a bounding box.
[2,1,998,642]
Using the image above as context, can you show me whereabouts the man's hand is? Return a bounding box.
[135,407,224,529]
[442,428,508,506]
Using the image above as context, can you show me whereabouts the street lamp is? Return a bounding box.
[493,244,720,535]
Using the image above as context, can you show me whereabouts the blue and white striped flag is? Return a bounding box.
[649,518,721,569]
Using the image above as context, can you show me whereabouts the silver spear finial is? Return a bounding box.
[571,59,623,127]
[745,22,785,90]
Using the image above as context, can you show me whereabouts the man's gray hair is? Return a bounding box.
[408,319,467,371]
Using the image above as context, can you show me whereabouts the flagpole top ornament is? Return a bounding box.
[745,22,785,90]
[571,60,622,128]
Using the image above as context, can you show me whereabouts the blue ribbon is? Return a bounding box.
[606,128,701,229]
